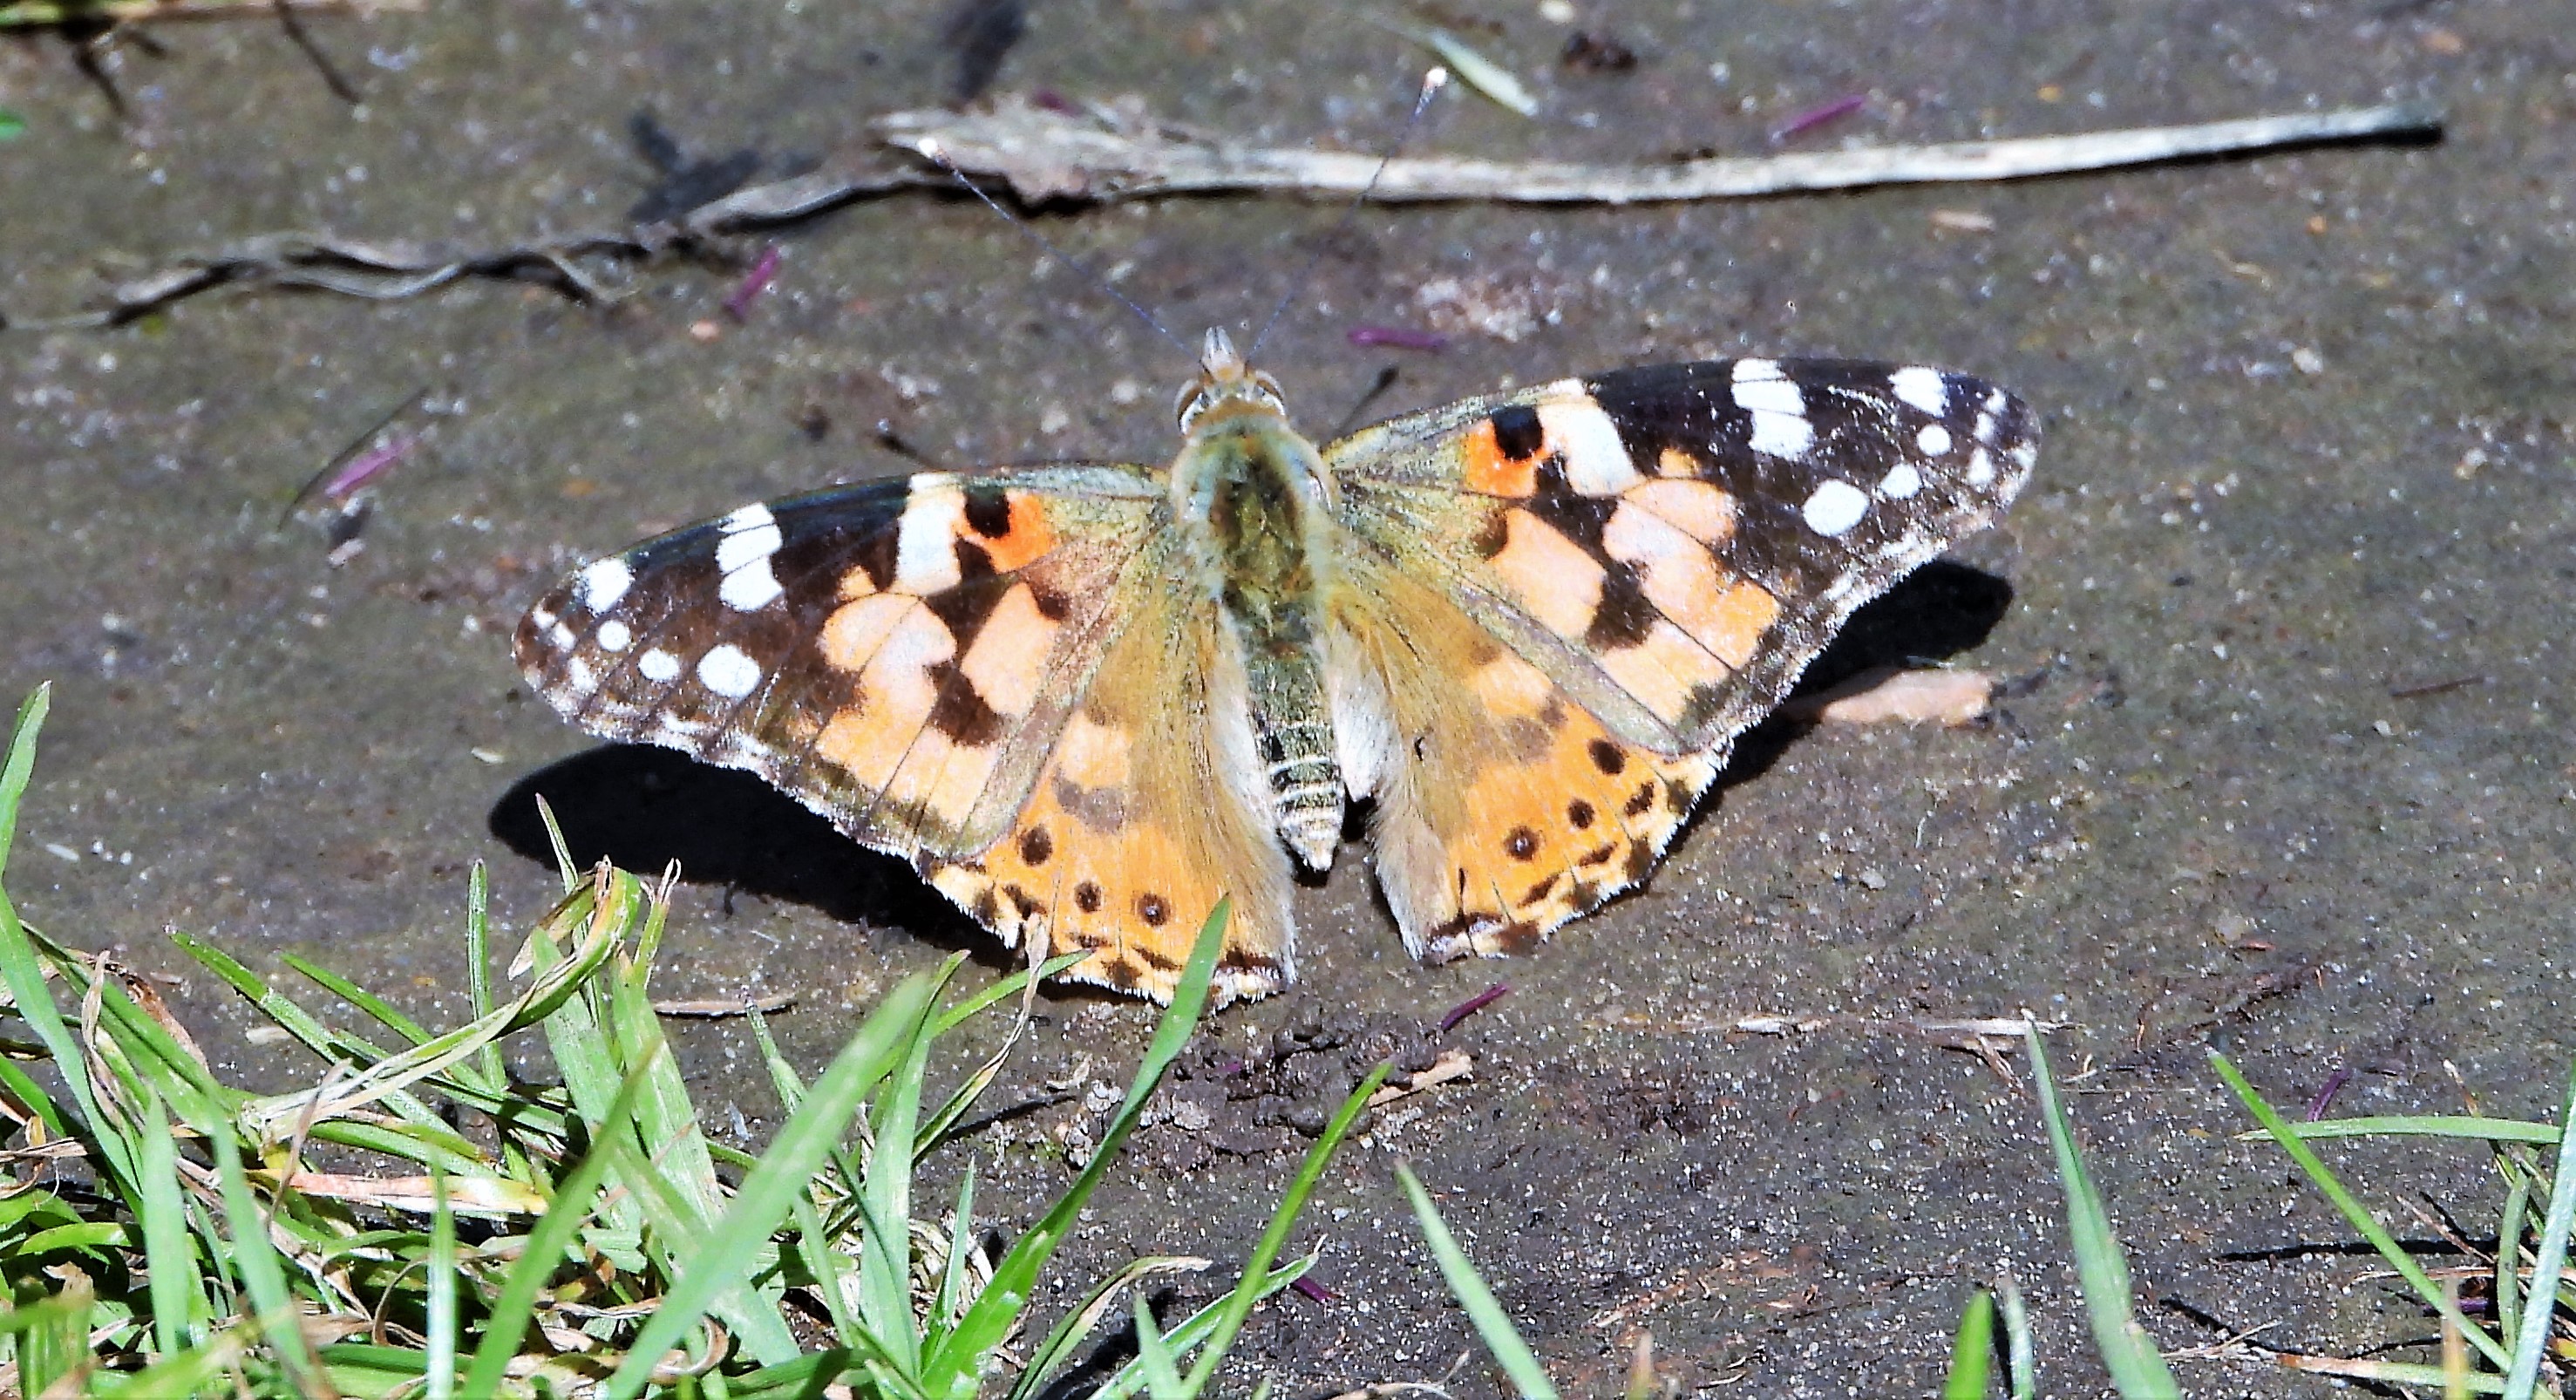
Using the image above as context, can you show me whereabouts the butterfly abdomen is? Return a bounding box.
[1174,407,1348,871]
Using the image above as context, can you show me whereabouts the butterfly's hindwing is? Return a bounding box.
[923,552,1295,1002]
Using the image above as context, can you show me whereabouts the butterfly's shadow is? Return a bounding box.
[1690,558,2022,819]
[486,748,1005,969]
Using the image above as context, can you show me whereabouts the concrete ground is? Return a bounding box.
[4,0,2572,1392]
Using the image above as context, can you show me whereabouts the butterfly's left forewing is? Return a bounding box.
[514,466,1166,860]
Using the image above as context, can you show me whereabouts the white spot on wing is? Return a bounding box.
[595,619,632,652]
[697,643,762,698]
[720,563,785,612]
[1915,423,1953,457]
[2010,439,2038,470]
[716,522,783,575]
[1538,398,1641,495]
[1966,448,1995,486]
[578,558,634,613]
[1731,359,1812,459]
[1801,479,1870,537]
[639,649,682,683]
[549,622,578,650]
[1879,463,1925,499]
[564,656,598,692]
[721,502,775,534]
[1891,366,1949,418]
[894,486,969,593]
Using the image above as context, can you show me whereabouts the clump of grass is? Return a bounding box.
[1393,1020,2179,1400]
[0,683,1378,1397]
[2212,1050,2576,1397]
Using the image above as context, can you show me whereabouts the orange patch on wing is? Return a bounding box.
[975,492,1060,573]
[1628,478,1737,545]
[955,582,1057,718]
[1053,711,1132,793]
[1487,512,1603,639]
[1595,618,1729,723]
[817,605,953,786]
[880,726,1003,830]
[1604,502,1765,671]
[1459,418,1539,497]
[930,739,1281,1005]
[1655,446,1697,478]
[1469,649,1556,722]
[819,594,916,673]
[1702,581,1780,668]
[1424,697,1718,957]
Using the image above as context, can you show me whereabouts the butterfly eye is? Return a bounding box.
[1174,379,1213,432]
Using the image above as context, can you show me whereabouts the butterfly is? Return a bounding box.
[515,330,2035,1003]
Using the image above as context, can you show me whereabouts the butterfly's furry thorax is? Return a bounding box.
[515,340,2038,1006]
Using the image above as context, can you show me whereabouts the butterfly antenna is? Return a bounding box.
[1244,66,1450,364]
[917,137,1198,366]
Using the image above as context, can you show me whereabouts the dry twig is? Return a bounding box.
[9,97,2439,326]
[880,96,2440,204]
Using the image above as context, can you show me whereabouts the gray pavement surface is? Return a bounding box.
[4,0,2572,1392]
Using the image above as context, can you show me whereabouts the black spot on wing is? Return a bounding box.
[1490,403,1546,460]
[1523,454,1617,556]
[924,660,1004,744]
[1584,561,1656,649]
[962,482,1012,539]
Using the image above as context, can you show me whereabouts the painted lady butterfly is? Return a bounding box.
[516,331,2035,1003]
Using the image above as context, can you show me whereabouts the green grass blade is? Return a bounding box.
[2029,1025,2177,1399]
[933,1163,979,1336]
[0,1051,71,1141]
[2267,1116,2558,1145]
[1397,1161,1559,1400]
[94,1331,255,1396]
[1180,1062,1390,1397]
[425,1172,458,1400]
[467,861,502,1088]
[921,899,1232,1399]
[458,1061,656,1397]
[2496,1175,2528,1353]
[1082,1254,1315,1400]
[1998,1274,2035,1400]
[786,1187,862,1342]
[197,1084,328,1393]
[1943,1288,1994,1400]
[604,969,939,1400]
[282,951,434,1045]
[0,683,46,876]
[1007,1254,1214,1400]
[136,1083,203,1357]
[928,952,1087,1038]
[2210,1049,2510,1370]
[241,879,627,1134]
[0,689,141,1193]
[856,957,956,1376]
[1132,1296,1186,1400]
[2500,1057,2576,1400]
